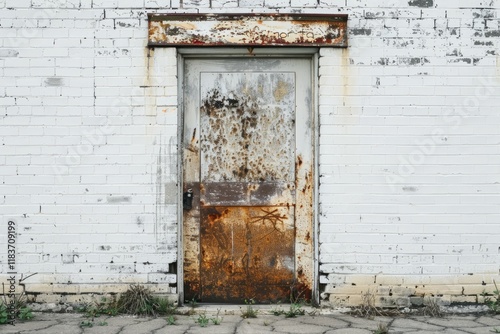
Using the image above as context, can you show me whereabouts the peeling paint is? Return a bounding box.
[485,30,500,38]
[44,77,64,87]
[148,14,348,47]
[408,0,433,8]
[0,49,19,57]
[106,196,131,203]
[350,28,372,36]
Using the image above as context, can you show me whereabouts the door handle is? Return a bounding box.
[183,188,193,210]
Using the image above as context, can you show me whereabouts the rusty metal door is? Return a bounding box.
[182,57,314,303]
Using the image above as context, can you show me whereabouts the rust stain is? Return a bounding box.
[200,206,295,303]
[191,128,197,143]
[273,79,291,102]
[148,14,348,47]
[297,155,303,168]
[183,62,315,304]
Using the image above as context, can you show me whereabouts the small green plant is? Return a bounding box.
[196,313,210,327]
[80,303,100,318]
[184,297,198,315]
[0,303,8,325]
[483,281,500,314]
[80,296,119,318]
[373,322,389,334]
[80,320,94,328]
[241,298,258,318]
[154,297,176,315]
[284,303,305,318]
[188,297,198,309]
[491,329,500,333]
[18,307,33,320]
[211,309,223,325]
[166,315,176,325]
[98,321,108,326]
[271,304,284,316]
[0,289,36,324]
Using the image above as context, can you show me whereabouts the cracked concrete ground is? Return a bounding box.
[2,308,500,334]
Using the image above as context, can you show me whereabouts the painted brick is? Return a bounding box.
[1,1,500,307]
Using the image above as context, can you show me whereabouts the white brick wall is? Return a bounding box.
[0,0,499,305]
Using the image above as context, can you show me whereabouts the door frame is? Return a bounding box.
[176,47,320,305]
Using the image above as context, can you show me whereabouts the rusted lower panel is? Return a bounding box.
[200,206,295,303]
[148,14,348,47]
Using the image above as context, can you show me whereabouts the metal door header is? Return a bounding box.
[148,13,348,47]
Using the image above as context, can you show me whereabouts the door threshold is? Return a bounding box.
[176,303,323,316]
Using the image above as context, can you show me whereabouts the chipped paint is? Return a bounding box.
[408,0,433,7]
[106,196,131,203]
[44,77,64,87]
[148,14,348,47]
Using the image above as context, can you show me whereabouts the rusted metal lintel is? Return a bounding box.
[148,13,348,47]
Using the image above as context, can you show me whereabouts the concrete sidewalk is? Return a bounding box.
[2,307,500,334]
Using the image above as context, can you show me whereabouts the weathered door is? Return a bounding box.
[182,57,314,303]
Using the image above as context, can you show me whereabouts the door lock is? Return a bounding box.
[183,188,193,210]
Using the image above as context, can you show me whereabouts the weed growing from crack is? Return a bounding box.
[0,288,34,324]
[116,285,176,316]
[154,296,177,316]
[166,315,176,325]
[187,297,197,308]
[241,298,258,318]
[349,290,401,319]
[351,290,385,318]
[80,296,119,319]
[284,303,306,318]
[373,322,389,334]
[18,307,33,320]
[196,313,210,327]
[211,309,223,325]
[271,303,285,316]
[79,320,94,328]
[0,304,8,325]
[483,281,500,314]
[271,283,308,318]
[182,297,198,316]
[421,297,443,317]
[117,285,156,316]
